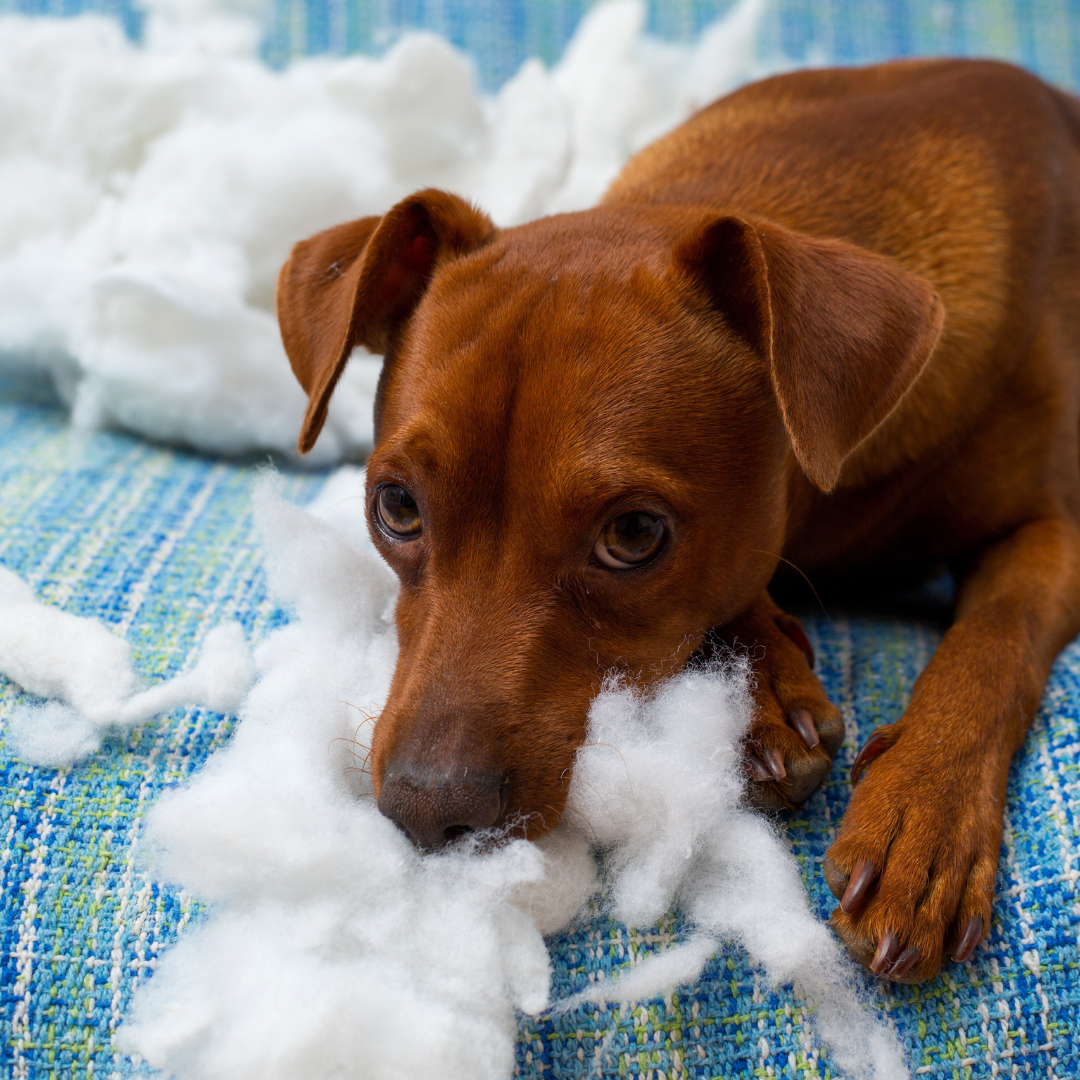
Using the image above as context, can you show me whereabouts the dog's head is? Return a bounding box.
[277,189,942,848]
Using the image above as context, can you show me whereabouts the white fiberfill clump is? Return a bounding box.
[565,675,907,1079]
[88,470,903,1080]
[0,565,254,764]
[0,0,768,462]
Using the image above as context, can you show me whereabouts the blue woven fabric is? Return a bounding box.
[1,377,1079,1077]
[1,0,1080,1076]
[261,0,1080,90]
[2,0,1080,89]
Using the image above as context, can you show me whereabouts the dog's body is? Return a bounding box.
[277,59,1080,984]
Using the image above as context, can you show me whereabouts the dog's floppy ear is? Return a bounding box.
[677,215,944,491]
[277,189,495,453]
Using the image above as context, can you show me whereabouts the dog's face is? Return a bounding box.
[362,216,790,840]
[277,189,942,847]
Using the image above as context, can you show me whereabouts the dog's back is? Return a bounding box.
[609,60,1080,566]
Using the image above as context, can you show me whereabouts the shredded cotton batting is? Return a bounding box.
[0,0,770,462]
[0,565,254,765]
[0,469,907,1079]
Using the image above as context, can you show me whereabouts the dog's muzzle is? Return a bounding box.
[378,759,504,850]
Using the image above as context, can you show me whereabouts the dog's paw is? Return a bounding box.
[823,724,996,982]
[735,608,844,811]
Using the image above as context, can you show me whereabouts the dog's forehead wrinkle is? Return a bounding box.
[418,230,706,383]
[494,389,753,527]
[540,461,692,525]
[374,406,509,514]
[393,255,754,496]
[374,428,444,475]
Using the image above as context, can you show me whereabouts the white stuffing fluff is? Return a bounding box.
[564,673,907,1079]
[0,564,135,715]
[0,564,255,765]
[63,470,904,1080]
[0,0,769,462]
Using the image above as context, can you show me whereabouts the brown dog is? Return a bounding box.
[275,58,1080,985]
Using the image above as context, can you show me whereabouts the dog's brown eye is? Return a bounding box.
[375,484,422,539]
[595,512,665,569]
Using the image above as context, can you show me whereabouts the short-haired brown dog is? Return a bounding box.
[275,58,1080,985]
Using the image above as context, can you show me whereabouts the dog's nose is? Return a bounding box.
[377,760,504,850]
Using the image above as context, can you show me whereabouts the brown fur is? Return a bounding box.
[275,59,1080,984]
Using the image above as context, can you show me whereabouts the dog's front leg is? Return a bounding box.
[824,516,1080,983]
[716,593,845,810]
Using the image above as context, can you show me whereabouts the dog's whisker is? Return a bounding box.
[328,735,377,767]
[337,699,380,725]
[329,734,368,751]
[338,698,372,713]
[328,737,366,762]
[749,549,830,620]
[554,802,597,843]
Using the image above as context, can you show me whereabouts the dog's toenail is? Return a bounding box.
[816,713,845,758]
[870,930,901,975]
[840,858,876,915]
[788,708,819,748]
[748,755,772,782]
[783,754,829,802]
[850,727,892,785]
[764,747,786,780]
[953,915,983,962]
[822,855,849,900]
[887,945,920,979]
